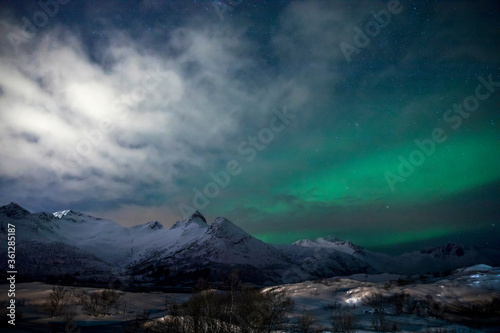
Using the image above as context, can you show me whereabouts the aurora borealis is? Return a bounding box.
[0,1,499,253]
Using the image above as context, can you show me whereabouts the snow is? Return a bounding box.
[2,202,500,287]
[457,264,493,273]
[53,209,71,218]
[292,237,500,276]
[0,282,191,330]
[264,266,500,331]
[0,264,499,331]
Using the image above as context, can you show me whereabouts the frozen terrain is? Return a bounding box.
[0,265,498,332]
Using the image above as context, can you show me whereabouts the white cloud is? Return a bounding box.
[0,11,316,214]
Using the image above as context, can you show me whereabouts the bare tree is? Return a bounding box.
[371,312,400,332]
[262,288,295,333]
[235,286,265,332]
[43,285,72,317]
[124,309,150,333]
[73,288,122,317]
[295,313,316,333]
[330,308,356,333]
[227,269,241,327]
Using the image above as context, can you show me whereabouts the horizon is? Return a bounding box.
[0,1,499,254]
[2,200,497,255]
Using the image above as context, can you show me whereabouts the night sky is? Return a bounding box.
[0,0,499,253]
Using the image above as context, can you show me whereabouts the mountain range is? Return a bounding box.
[1,202,499,287]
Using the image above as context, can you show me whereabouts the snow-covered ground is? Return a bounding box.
[0,281,191,332]
[269,264,500,332]
[1,265,498,332]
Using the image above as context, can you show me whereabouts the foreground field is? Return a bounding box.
[0,265,499,332]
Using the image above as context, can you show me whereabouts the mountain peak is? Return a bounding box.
[145,220,163,230]
[211,216,233,228]
[170,210,208,230]
[293,236,365,255]
[0,202,30,219]
[420,243,467,257]
[190,210,207,223]
[131,220,163,231]
[208,217,250,241]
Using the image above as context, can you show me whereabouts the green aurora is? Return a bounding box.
[1,1,499,253]
[213,129,499,249]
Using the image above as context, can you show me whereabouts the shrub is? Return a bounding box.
[124,310,151,333]
[362,292,387,311]
[294,313,316,333]
[371,312,400,332]
[330,308,356,333]
[323,301,342,311]
[448,297,500,319]
[387,292,418,315]
[143,272,295,333]
[74,288,122,317]
[261,288,295,332]
[396,277,414,286]
[42,285,72,317]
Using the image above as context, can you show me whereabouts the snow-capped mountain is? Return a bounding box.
[128,214,304,285]
[290,236,500,275]
[1,202,498,287]
[292,236,365,255]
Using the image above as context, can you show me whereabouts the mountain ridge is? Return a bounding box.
[1,202,499,286]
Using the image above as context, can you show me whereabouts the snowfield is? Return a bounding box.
[0,265,498,332]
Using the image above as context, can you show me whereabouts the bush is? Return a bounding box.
[424,295,445,318]
[295,314,316,333]
[73,288,122,317]
[362,292,387,311]
[258,288,295,332]
[313,279,333,286]
[124,310,151,333]
[387,292,418,315]
[323,301,342,311]
[330,308,356,333]
[396,277,414,286]
[139,271,295,333]
[148,284,295,333]
[445,297,500,322]
[42,285,72,317]
[234,287,267,332]
[371,312,400,332]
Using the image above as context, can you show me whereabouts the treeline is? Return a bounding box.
[136,286,295,333]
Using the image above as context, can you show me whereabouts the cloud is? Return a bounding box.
[0,1,498,252]
[0,7,315,216]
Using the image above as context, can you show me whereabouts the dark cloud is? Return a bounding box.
[0,0,499,252]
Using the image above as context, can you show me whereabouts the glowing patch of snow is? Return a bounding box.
[345,296,361,305]
[53,210,70,218]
